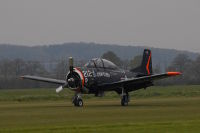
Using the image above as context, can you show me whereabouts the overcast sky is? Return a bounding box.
[0,0,200,52]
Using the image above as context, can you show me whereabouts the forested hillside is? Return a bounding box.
[0,43,198,65]
[0,43,199,89]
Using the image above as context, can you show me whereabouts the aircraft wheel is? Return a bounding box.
[77,99,83,107]
[74,98,83,107]
[121,95,128,106]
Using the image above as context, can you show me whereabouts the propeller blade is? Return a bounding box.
[56,86,63,93]
[56,57,73,93]
[69,57,74,73]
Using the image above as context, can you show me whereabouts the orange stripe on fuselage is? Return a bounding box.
[146,53,151,75]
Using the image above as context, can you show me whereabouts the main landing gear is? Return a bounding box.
[72,88,130,107]
[121,88,130,106]
[73,93,83,107]
[121,94,129,106]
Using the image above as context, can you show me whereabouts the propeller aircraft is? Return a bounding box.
[21,49,181,107]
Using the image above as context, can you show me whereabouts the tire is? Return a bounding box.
[76,98,83,107]
[121,95,128,106]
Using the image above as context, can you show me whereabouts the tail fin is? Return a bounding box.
[131,49,153,76]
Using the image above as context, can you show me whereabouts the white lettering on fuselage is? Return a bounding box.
[82,70,110,78]
[97,72,110,78]
[82,70,93,78]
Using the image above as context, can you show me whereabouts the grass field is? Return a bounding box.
[0,85,200,133]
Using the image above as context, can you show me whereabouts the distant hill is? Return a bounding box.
[0,43,199,71]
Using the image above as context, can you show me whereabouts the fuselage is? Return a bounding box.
[70,66,152,95]
[66,58,153,95]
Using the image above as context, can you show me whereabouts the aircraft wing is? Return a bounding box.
[21,75,66,85]
[98,72,181,88]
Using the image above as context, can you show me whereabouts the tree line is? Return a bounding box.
[0,51,199,89]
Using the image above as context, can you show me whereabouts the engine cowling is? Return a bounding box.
[66,68,89,93]
[67,71,81,89]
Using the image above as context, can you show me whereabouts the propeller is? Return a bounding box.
[56,85,63,93]
[69,57,73,73]
[56,57,74,93]
[56,83,68,93]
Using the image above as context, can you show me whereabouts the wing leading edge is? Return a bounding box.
[98,72,181,88]
[21,75,66,85]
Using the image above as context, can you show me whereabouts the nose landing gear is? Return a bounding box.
[73,93,83,107]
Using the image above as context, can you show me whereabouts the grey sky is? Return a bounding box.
[0,0,200,52]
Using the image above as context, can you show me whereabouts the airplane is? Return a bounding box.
[21,49,181,107]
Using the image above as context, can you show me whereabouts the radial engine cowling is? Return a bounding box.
[66,68,88,93]
[66,72,81,89]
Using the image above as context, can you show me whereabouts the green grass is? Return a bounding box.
[0,85,200,132]
[0,85,200,101]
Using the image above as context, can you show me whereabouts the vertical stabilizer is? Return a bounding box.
[131,49,152,76]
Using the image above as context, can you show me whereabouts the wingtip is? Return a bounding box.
[167,72,182,76]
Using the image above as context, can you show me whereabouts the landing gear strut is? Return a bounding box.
[73,93,83,107]
[121,88,130,106]
[121,94,129,106]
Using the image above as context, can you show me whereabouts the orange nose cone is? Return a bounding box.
[167,72,181,76]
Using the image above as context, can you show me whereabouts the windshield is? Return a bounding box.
[85,58,118,70]
[102,59,118,70]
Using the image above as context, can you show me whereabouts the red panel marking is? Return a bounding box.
[167,72,181,76]
[75,68,85,87]
[146,53,151,75]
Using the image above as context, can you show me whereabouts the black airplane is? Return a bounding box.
[21,49,181,107]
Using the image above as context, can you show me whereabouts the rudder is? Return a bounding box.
[131,49,152,76]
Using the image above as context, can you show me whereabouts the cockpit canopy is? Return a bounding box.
[84,58,119,70]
